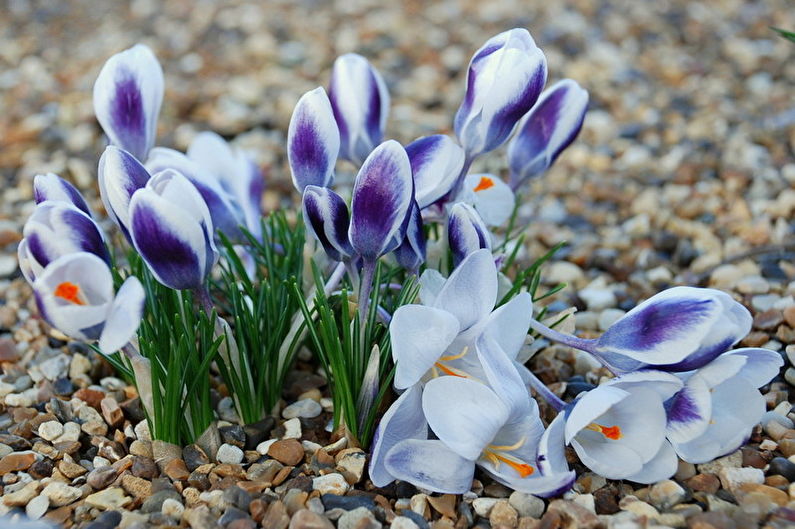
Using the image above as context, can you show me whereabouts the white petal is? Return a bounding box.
[384,439,474,494]
[606,370,684,401]
[724,348,784,388]
[564,386,628,444]
[418,268,446,305]
[434,249,498,330]
[98,276,145,354]
[482,292,532,359]
[463,173,515,226]
[623,441,678,484]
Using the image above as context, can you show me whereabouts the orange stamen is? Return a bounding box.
[492,453,534,477]
[434,362,465,378]
[473,176,495,192]
[587,423,622,440]
[54,282,85,305]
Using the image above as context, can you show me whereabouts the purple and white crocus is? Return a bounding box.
[288,87,340,192]
[93,44,164,161]
[98,145,151,242]
[128,169,218,291]
[507,79,589,191]
[405,134,465,211]
[32,252,145,355]
[33,173,93,218]
[328,53,390,166]
[447,202,491,267]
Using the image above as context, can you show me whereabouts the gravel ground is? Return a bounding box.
[1,1,795,528]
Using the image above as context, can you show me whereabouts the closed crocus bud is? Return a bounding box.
[93,44,164,161]
[129,169,218,290]
[349,140,413,260]
[448,202,491,267]
[187,132,265,238]
[405,135,465,209]
[32,252,145,354]
[454,29,547,159]
[288,87,340,192]
[462,174,515,226]
[98,146,151,241]
[19,201,110,283]
[508,79,588,189]
[328,53,390,166]
[33,173,92,217]
[147,147,245,240]
[393,201,426,272]
[302,185,354,262]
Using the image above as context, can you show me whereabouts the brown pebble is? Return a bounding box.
[57,459,87,478]
[687,511,737,529]
[131,456,158,480]
[272,466,293,487]
[741,331,769,347]
[491,500,519,528]
[87,466,118,489]
[261,500,290,529]
[686,474,721,494]
[250,498,268,523]
[121,474,152,499]
[100,397,124,428]
[0,452,36,475]
[288,509,334,529]
[593,487,620,515]
[783,306,795,327]
[741,447,768,468]
[228,519,256,529]
[753,309,784,330]
[73,388,106,409]
[268,439,304,466]
[546,500,599,529]
[164,458,190,481]
[778,438,795,458]
[29,458,54,479]
[765,475,789,488]
[735,483,788,506]
[0,337,19,362]
[427,494,457,519]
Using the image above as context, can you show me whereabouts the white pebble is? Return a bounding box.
[282,398,322,419]
[161,498,184,519]
[216,443,244,465]
[283,417,302,439]
[25,494,49,520]
[312,473,349,495]
[255,439,277,455]
[37,420,63,442]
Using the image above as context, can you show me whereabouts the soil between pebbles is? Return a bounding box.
[1,1,794,528]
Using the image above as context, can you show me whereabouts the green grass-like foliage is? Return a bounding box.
[772,27,795,43]
[294,262,418,447]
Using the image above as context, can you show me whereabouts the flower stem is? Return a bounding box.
[527,318,596,353]
[358,259,376,325]
[524,370,566,412]
[194,285,215,315]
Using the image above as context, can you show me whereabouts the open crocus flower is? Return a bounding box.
[98,145,151,241]
[375,336,575,495]
[666,348,783,464]
[287,87,340,193]
[32,252,145,354]
[405,134,465,210]
[508,79,589,190]
[33,173,92,218]
[390,249,532,389]
[19,201,110,283]
[146,147,246,241]
[454,28,547,160]
[328,53,390,167]
[461,173,515,227]
[187,131,265,239]
[551,370,679,481]
[448,202,491,267]
[129,169,218,290]
[93,44,164,161]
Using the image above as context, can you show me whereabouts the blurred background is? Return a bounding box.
[1,0,794,298]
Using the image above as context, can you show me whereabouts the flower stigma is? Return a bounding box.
[54,282,86,305]
[585,423,622,440]
[473,176,495,192]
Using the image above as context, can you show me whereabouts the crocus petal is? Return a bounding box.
[534,415,577,498]
[129,170,216,290]
[93,44,163,160]
[448,202,491,267]
[348,140,413,260]
[481,292,532,360]
[17,239,40,284]
[607,370,684,401]
[422,376,509,461]
[720,347,783,388]
[98,276,145,354]
[664,375,712,444]
[328,53,390,166]
[390,305,460,389]
[418,268,446,306]
[406,135,465,209]
[385,439,474,494]
[369,385,428,487]
[147,147,245,239]
[454,29,547,157]
[433,249,497,330]
[393,201,426,272]
[624,440,678,484]
[302,185,353,262]
[287,87,340,192]
[33,173,92,217]
[564,386,628,444]
[475,334,532,421]
[508,79,588,188]
[463,173,515,226]
[98,146,152,240]
[33,252,114,340]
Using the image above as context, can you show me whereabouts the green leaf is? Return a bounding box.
[772,27,795,43]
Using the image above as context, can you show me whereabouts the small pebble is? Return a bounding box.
[312,473,349,495]
[282,398,322,419]
[216,443,244,465]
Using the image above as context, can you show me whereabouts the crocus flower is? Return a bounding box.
[146,147,246,240]
[33,173,92,217]
[454,28,547,159]
[32,252,145,354]
[507,79,588,190]
[448,202,491,267]
[461,173,515,226]
[187,131,265,238]
[550,370,680,481]
[390,249,531,389]
[393,201,426,273]
[302,185,354,263]
[405,135,465,209]
[666,348,783,464]
[93,44,164,161]
[128,169,218,290]
[328,53,390,166]
[98,145,151,241]
[19,201,110,283]
[376,335,574,495]
[287,87,340,192]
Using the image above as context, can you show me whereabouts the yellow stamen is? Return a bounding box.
[54,282,85,305]
[585,423,622,440]
[439,346,469,362]
[434,362,466,378]
[473,176,495,192]
[488,436,527,452]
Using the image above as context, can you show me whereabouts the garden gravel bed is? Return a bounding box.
[1,1,794,528]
